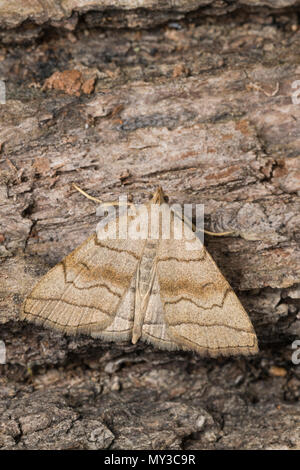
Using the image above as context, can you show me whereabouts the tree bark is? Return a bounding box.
[0,2,299,450]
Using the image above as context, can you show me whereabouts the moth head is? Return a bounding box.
[150,186,168,205]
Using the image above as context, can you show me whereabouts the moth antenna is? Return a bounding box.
[72,183,134,207]
[202,229,235,237]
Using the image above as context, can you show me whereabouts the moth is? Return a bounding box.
[20,187,258,357]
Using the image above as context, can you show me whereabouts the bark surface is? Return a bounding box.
[0,3,299,450]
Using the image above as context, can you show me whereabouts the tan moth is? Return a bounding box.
[20,187,258,357]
